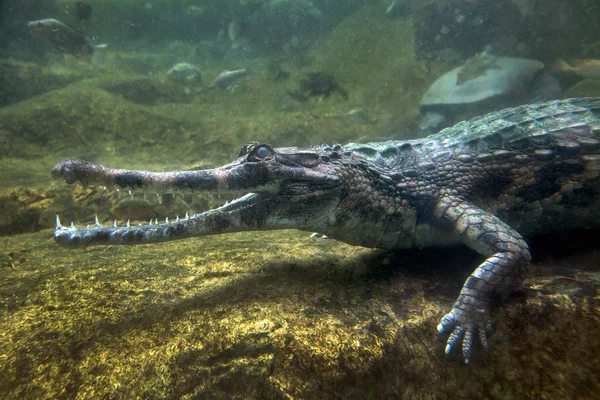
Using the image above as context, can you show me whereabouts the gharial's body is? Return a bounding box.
[51,98,600,363]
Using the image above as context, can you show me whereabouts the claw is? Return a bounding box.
[462,328,474,363]
[445,325,465,355]
[437,312,453,333]
[438,306,493,363]
[479,328,489,352]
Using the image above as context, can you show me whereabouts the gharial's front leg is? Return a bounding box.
[434,195,531,363]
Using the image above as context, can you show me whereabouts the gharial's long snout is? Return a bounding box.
[51,143,344,248]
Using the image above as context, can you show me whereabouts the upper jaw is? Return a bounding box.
[50,153,338,196]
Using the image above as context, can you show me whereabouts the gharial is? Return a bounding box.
[51,98,600,363]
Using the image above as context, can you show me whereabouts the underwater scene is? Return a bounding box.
[1,0,600,398]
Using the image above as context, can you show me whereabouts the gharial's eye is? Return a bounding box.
[249,144,274,161]
[255,145,270,158]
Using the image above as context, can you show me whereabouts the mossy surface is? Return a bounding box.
[0,229,598,398]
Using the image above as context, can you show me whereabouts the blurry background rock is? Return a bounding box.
[418,55,560,132]
[0,0,59,62]
[243,0,322,51]
[521,0,600,62]
[0,59,91,107]
[413,0,523,61]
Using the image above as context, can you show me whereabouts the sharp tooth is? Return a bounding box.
[149,219,153,225]
[128,190,132,197]
[176,215,180,222]
[70,222,75,229]
[86,224,90,229]
[185,212,189,220]
[155,218,159,225]
[127,219,131,227]
[94,215,102,227]
[56,214,62,228]
[113,220,118,228]
[165,217,169,223]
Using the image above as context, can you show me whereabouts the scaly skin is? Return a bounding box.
[51,98,600,363]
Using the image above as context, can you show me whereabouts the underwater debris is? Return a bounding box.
[289,71,348,101]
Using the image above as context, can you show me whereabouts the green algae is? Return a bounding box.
[0,59,93,107]
[561,79,600,99]
[0,229,598,398]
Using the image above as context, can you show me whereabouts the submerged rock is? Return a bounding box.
[0,59,90,107]
[419,56,559,131]
[522,0,600,62]
[413,0,522,59]
[561,79,600,99]
[0,226,597,398]
[98,76,191,105]
[244,0,323,50]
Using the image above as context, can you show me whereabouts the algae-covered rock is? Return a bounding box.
[0,227,597,398]
[245,0,323,50]
[309,6,426,135]
[0,188,54,235]
[0,76,381,190]
[0,85,208,187]
[108,52,175,76]
[413,0,522,59]
[97,75,193,105]
[521,0,600,62]
[561,79,600,99]
[0,59,92,107]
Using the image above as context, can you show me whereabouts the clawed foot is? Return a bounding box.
[437,305,492,363]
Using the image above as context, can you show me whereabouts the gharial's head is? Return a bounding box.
[51,142,360,247]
